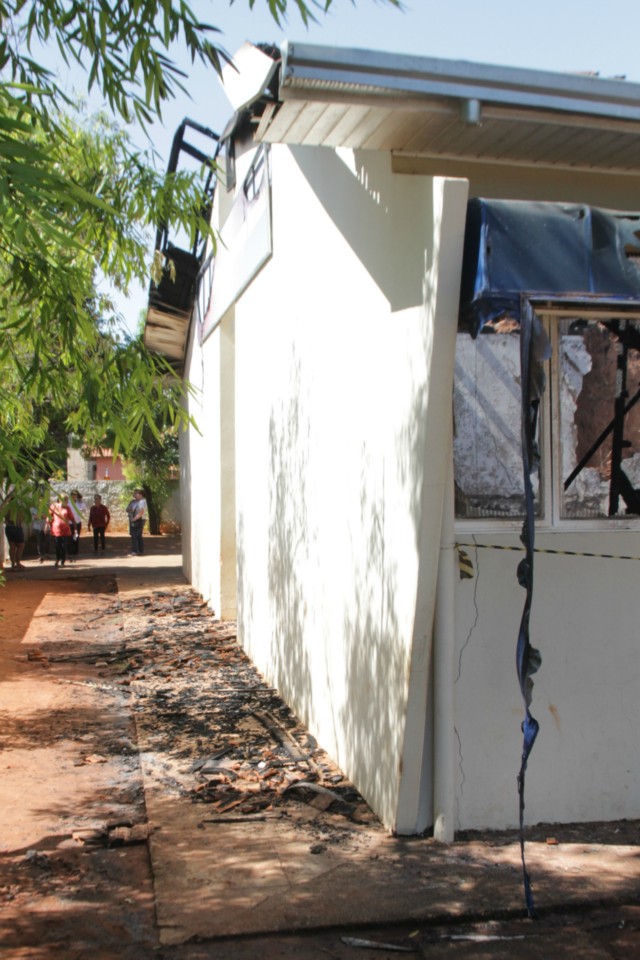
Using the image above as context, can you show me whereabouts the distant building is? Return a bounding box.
[67,446,124,482]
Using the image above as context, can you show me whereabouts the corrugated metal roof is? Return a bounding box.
[251,42,640,175]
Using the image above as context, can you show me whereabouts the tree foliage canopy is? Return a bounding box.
[2,0,399,124]
[0,0,399,514]
[0,106,201,504]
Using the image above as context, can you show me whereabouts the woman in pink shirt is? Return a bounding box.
[49,495,74,568]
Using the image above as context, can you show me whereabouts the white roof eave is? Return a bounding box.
[278,40,640,123]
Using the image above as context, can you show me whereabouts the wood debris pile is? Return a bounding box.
[95,589,377,829]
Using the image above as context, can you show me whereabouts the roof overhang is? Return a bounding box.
[153,44,640,370]
[250,42,640,177]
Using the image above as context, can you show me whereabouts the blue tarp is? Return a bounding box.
[459,199,640,335]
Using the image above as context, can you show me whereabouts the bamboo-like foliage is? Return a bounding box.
[0,99,204,501]
[0,0,400,509]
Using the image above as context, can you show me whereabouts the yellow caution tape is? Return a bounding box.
[456,542,640,562]
[457,547,475,579]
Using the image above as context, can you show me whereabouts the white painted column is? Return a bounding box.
[433,445,457,842]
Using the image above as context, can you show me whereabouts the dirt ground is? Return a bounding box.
[0,568,154,958]
[1,536,640,959]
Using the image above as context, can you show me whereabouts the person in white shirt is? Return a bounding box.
[68,490,86,560]
[30,506,51,563]
[129,489,147,556]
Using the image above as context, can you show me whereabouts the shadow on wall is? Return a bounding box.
[394,195,437,549]
[262,350,412,823]
[235,512,253,649]
[290,145,430,314]
[179,428,193,578]
[340,464,405,821]
[294,143,442,549]
[257,157,447,822]
[266,352,313,720]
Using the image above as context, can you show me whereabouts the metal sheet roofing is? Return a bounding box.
[251,42,640,175]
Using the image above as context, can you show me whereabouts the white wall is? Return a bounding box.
[181,137,640,834]
[229,145,467,831]
[453,530,640,829]
[181,319,224,617]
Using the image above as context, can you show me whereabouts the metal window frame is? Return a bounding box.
[455,295,640,534]
[540,298,640,531]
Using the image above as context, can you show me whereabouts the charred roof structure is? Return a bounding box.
[144,119,219,368]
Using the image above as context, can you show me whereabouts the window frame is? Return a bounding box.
[454,295,640,534]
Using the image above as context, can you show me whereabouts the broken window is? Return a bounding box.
[453,319,541,520]
[454,311,640,525]
[558,317,640,520]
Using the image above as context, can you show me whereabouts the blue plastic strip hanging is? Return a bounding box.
[516,300,545,918]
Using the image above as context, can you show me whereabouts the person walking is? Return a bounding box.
[49,495,73,568]
[30,506,51,563]
[128,489,147,556]
[126,492,136,530]
[4,511,26,571]
[68,490,86,560]
[88,495,110,553]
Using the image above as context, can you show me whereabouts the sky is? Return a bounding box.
[150,0,640,175]
[41,0,640,331]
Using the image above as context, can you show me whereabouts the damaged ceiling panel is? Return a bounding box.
[143,121,219,370]
[144,305,192,363]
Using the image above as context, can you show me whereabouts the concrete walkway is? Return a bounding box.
[1,535,639,958]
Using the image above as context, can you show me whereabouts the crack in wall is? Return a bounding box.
[454,538,480,830]
[455,537,480,684]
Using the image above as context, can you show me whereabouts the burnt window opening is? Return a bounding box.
[559,317,640,520]
[454,318,541,520]
[454,311,640,526]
